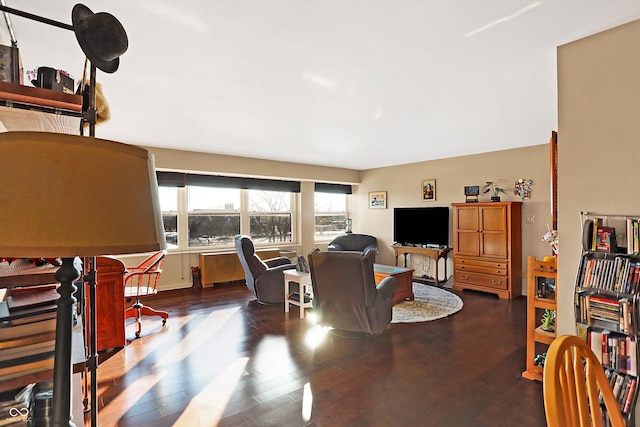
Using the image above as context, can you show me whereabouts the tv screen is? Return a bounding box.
[393,207,449,248]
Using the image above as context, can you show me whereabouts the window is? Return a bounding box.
[156,172,300,250]
[158,187,178,248]
[248,190,292,243]
[315,192,347,241]
[187,186,240,247]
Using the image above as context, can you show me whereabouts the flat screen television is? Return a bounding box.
[393,207,449,248]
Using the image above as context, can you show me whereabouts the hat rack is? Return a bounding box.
[0,4,127,427]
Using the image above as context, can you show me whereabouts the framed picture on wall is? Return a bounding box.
[421,179,436,201]
[369,191,387,209]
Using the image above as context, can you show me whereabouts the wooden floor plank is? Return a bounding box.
[89,282,546,426]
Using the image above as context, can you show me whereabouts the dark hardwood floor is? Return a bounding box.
[91,282,546,427]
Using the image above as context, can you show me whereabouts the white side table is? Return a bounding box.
[283,269,313,319]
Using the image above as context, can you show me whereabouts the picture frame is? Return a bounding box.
[421,179,436,201]
[368,191,387,209]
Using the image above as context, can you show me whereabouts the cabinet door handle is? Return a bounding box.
[491,279,502,285]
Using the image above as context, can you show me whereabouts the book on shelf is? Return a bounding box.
[576,321,591,342]
[0,318,55,341]
[592,217,602,251]
[6,285,58,310]
[0,350,54,381]
[627,218,640,255]
[596,226,617,253]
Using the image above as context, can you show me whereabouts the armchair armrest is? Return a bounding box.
[363,244,378,254]
[264,257,292,268]
[376,276,398,301]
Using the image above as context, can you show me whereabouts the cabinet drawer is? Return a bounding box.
[455,258,508,276]
[454,270,508,290]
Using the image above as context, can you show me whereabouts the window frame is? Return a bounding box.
[314,191,349,243]
[158,185,298,251]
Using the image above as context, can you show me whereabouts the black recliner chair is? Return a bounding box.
[234,235,295,304]
[308,248,397,335]
[327,233,379,255]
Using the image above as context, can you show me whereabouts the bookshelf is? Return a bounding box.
[522,256,557,381]
[574,212,640,424]
[0,86,85,425]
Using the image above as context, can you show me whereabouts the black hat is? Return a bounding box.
[72,4,128,73]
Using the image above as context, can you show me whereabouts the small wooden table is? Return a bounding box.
[392,245,451,286]
[374,264,414,304]
[283,269,313,319]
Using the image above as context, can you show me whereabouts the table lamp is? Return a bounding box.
[0,131,166,427]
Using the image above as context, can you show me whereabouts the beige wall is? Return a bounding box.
[353,144,552,295]
[557,19,640,335]
[146,143,552,294]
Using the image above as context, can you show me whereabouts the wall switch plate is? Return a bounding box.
[525,215,535,224]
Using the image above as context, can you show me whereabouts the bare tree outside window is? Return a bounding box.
[249,190,292,243]
[188,186,241,247]
[315,192,347,240]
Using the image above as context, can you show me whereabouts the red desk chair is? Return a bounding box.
[124,250,167,338]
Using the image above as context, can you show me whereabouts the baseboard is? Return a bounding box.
[157,281,192,292]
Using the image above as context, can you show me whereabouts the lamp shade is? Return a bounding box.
[0,131,166,257]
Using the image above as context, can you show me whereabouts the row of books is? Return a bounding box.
[605,368,638,415]
[0,285,58,382]
[576,291,635,334]
[590,218,618,252]
[578,256,640,294]
[577,326,639,376]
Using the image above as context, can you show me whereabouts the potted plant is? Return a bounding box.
[483,180,507,202]
[540,309,555,332]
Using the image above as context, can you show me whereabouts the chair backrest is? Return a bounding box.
[308,249,380,333]
[124,250,166,298]
[234,235,268,285]
[327,234,378,253]
[543,335,626,427]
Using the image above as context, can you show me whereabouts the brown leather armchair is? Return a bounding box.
[235,235,295,304]
[308,248,397,335]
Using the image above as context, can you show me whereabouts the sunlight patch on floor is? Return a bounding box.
[173,357,249,426]
[102,370,166,410]
[154,307,241,367]
[302,382,313,422]
[304,324,330,349]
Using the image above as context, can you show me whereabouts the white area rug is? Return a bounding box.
[391,283,463,323]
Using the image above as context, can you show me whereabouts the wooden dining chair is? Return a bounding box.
[543,334,626,427]
[123,250,168,338]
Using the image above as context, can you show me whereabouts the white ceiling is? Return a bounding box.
[4,1,640,170]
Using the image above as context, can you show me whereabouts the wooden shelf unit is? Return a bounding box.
[522,256,557,381]
[0,85,85,425]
